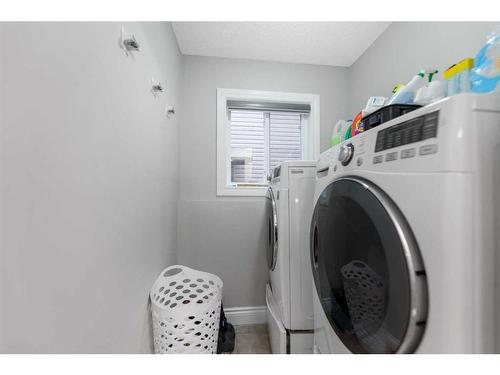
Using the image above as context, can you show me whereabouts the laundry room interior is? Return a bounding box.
[2,4,500,363]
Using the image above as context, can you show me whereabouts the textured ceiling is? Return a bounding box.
[172,22,391,67]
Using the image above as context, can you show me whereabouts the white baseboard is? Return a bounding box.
[224,305,267,326]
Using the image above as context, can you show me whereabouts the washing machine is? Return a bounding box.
[311,92,500,354]
[265,160,316,353]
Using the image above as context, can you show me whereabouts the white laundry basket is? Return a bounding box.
[150,265,223,354]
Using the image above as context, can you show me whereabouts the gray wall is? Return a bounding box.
[176,22,499,310]
[177,56,349,308]
[348,22,499,114]
[1,21,496,352]
[0,22,182,353]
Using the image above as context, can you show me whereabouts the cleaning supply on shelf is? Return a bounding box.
[388,68,438,105]
[360,104,421,131]
[362,96,388,117]
[344,121,353,141]
[471,26,500,93]
[414,80,445,106]
[392,83,405,94]
[444,58,474,96]
[350,112,364,137]
[331,120,348,147]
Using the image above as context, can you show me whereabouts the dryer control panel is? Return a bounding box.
[374,111,439,152]
[324,93,500,176]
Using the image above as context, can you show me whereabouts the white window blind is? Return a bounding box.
[229,109,305,185]
[269,112,302,172]
[230,110,266,185]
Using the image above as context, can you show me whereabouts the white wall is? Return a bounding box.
[0,22,182,353]
[348,22,499,114]
[177,56,349,308]
[1,21,495,352]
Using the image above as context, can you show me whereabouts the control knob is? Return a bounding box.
[338,143,354,166]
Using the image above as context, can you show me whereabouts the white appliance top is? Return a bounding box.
[270,160,316,188]
[318,92,500,177]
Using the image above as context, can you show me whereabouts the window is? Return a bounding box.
[217,89,320,197]
[229,110,305,185]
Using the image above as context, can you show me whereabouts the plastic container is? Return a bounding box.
[362,96,388,117]
[341,260,398,351]
[351,112,364,137]
[388,69,437,105]
[444,58,474,96]
[341,260,386,336]
[360,104,421,131]
[331,120,348,147]
[471,26,500,93]
[414,80,445,106]
[150,265,223,354]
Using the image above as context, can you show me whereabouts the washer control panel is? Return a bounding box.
[375,111,439,152]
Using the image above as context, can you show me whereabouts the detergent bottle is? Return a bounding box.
[330,120,348,147]
[471,25,500,93]
[388,68,438,105]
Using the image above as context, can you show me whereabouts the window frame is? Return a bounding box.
[217,88,320,197]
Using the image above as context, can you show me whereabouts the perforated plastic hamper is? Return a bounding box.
[150,265,223,354]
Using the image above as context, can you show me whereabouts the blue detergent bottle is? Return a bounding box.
[471,26,500,93]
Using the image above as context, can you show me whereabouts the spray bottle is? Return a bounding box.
[388,68,439,105]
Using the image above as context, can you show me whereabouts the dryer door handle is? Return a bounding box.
[312,222,319,268]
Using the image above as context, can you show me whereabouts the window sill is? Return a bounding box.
[216,185,268,197]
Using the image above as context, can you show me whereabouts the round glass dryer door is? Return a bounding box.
[266,187,278,271]
[310,177,428,353]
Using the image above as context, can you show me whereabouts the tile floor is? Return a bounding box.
[232,324,271,354]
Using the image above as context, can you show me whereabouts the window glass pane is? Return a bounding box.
[269,112,303,173]
[230,110,266,184]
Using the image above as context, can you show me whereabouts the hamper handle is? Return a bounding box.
[162,265,186,279]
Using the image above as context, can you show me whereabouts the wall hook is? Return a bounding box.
[151,78,164,98]
[120,26,140,56]
[166,105,175,119]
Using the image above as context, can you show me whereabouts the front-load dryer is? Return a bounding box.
[265,160,316,353]
[311,92,500,354]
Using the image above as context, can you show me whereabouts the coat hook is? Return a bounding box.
[166,105,175,119]
[151,78,164,98]
[124,37,140,52]
[120,26,140,56]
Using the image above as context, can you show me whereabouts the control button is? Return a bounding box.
[410,125,421,143]
[338,143,354,166]
[375,130,385,152]
[386,133,394,149]
[422,121,438,140]
[419,144,438,156]
[356,157,363,166]
[424,111,439,122]
[401,148,416,159]
[373,155,383,164]
[393,132,402,147]
[401,128,411,146]
[385,152,398,162]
